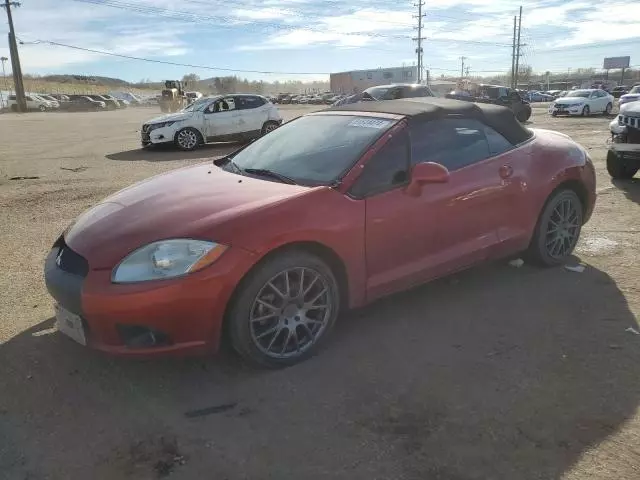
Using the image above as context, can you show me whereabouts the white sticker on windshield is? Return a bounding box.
[348,118,391,129]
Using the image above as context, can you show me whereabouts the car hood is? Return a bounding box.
[554,97,588,105]
[620,93,640,102]
[146,112,193,124]
[65,163,311,268]
[620,101,640,116]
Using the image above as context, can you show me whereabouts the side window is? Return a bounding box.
[410,118,491,171]
[349,130,410,198]
[238,96,265,110]
[484,125,514,156]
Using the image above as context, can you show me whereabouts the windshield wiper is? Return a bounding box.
[243,168,298,185]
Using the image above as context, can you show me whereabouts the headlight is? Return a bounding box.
[149,121,176,131]
[112,239,228,283]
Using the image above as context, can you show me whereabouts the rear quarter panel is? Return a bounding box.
[524,129,595,233]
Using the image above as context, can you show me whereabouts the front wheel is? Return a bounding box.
[582,105,590,116]
[39,105,46,112]
[262,121,280,135]
[527,189,583,266]
[228,251,340,368]
[604,103,613,115]
[607,150,638,179]
[174,127,201,151]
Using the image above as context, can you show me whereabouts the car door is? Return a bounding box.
[202,97,240,140]
[588,91,602,112]
[348,127,434,299]
[404,117,509,280]
[235,96,266,134]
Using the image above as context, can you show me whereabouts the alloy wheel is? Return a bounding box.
[177,129,198,149]
[249,267,332,359]
[544,197,580,259]
[264,122,278,133]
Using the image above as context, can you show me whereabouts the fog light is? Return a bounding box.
[116,324,171,348]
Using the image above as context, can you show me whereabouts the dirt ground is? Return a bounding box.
[0,104,639,480]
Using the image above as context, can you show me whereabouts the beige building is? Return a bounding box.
[330,66,419,94]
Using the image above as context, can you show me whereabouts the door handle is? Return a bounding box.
[499,165,513,179]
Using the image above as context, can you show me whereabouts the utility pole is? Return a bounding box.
[460,56,466,80]
[465,66,470,77]
[514,6,522,90]
[413,1,426,83]
[2,0,26,112]
[510,16,517,88]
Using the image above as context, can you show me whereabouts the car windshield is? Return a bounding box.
[226,114,396,185]
[182,97,217,112]
[629,86,640,94]
[565,90,591,98]
[363,86,391,100]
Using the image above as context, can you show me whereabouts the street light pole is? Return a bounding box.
[0,56,7,109]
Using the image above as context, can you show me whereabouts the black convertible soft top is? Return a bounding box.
[328,97,533,145]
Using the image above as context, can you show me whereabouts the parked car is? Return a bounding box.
[45,97,595,367]
[611,86,630,98]
[36,94,60,108]
[141,94,283,151]
[549,89,614,116]
[619,85,640,106]
[86,95,119,110]
[333,84,434,107]
[607,100,640,179]
[446,84,532,122]
[116,98,130,108]
[8,94,57,112]
[66,95,107,112]
[50,94,70,102]
[527,91,555,102]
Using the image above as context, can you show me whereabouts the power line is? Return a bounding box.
[69,0,515,47]
[32,39,331,75]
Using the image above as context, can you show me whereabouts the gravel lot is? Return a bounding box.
[1,104,639,480]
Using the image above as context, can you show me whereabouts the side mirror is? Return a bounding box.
[406,162,449,196]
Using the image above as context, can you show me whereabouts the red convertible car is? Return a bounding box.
[45,98,596,367]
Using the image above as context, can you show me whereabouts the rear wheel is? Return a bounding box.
[39,105,46,112]
[527,189,583,266]
[607,150,638,179]
[174,127,201,151]
[262,120,280,135]
[582,105,590,116]
[228,251,340,368]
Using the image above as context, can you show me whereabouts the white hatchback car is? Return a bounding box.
[549,89,614,117]
[141,94,283,151]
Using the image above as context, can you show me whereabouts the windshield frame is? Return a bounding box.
[181,95,221,112]
[221,111,402,187]
[629,86,640,95]
[564,90,592,98]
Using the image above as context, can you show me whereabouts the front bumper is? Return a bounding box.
[45,237,257,357]
[141,125,179,146]
[549,105,584,115]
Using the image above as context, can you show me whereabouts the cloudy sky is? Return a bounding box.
[1,0,639,82]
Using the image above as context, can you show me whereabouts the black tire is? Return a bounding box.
[607,150,638,179]
[174,127,202,151]
[526,189,583,267]
[228,250,341,368]
[262,121,280,135]
[582,105,590,116]
[604,103,613,116]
